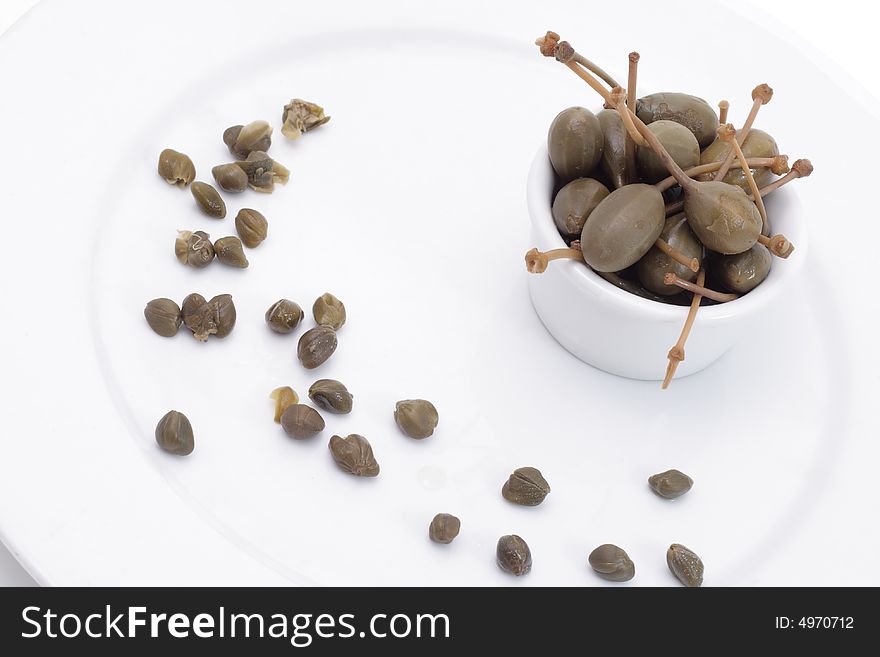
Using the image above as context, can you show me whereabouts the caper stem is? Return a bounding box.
[656,238,700,273]
[663,269,705,389]
[749,158,813,198]
[713,84,772,181]
[718,99,730,124]
[573,53,620,89]
[718,124,770,235]
[610,86,647,147]
[563,60,614,104]
[663,272,739,302]
[655,156,787,193]
[757,233,795,259]
[625,52,640,183]
[536,33,621,89]
[525,246,584,273]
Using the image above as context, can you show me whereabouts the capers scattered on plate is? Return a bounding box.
[269,386,299,423]
[648,469,693,499]
[429,513,461,544]
[180,292,235,341]
[155,410,194,456]
[144,298,182,337]
[312,292,346,330]
[213,236,249,268]
[297,325,337,369]
[190,181,226,218]
[308,379,353,414]
[501,467,551,506]
[265,299,304,334]
[212,163,248,193]
[588,544,635,582]
[209,294,236,338]
[496,535,532,576]
[235,208,268,248]
[280,404,325,440]
[329,434,379,477]
[234,150,289,193]
[393,399,438,439]
[175,230,214,268]
[224,120,272,159]
[667,543,704,587]
[157,148,195,187]
[281,99,330,140]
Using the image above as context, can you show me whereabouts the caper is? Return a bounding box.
[684,180,762,254]
[270,386,299,423]
[496,535,532,576]
[699,128,779,191]
[144,298,182,337]
[547,107,603,182]
[429,513,461,544]
[648,469,693,499]
[280,404,325,439]
[175,230,214,268]
[597,109,628,188]
[393,399,438,439]
[328,434,380,477]
[308,379,353,414]
[155,410,194,456]
[181,293,216,341]
[636,214,702,296]
[712,243,771,294]
[234,150,290,193]
[235,208,268,248]
[501,467,550,506]
[265,299,304,334]
[637,120,700,184]
[636,92,720,149]
[312,293,346,330]
[190,181,226,218]
[297,326,337,369]
[157,149,195,187]
[209,294,236,338]
[667,543,704,587]
[223,120,272,159]
[551,178,610,239]
[212,163,248,193]
[588,544,635,582]
[213,236,249,268]
[281,99,330,140]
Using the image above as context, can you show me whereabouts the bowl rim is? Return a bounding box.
[527,143,808,323]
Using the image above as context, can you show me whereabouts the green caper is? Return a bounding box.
[636,214,702,296]
[548,107,603,182]
[144,298,182,337]
[297,326,337,369]
[234,150,290,193]
[394,399,438,439]
[597,109,628,188]
[636,92,720,149]
[328,434,380,477]
[648,469,694,499]
[429,513,461,544]
[190,181,226,218]
[551,178,610,239]
[213,236,249,268]
[308,379,353,414]
[157,149,195,188]
[684,181,762,254]
[636,120,700,184]
[496,535,532,576]
[265,299,304,334]
[209,294,236,338]
[223,120,272,159]
[588,544,635,582]
[181,293,216,341]
[712,243,771,293]
[281,99,331,140]
[270,386,299,423]
[699,128,779,191]
[212,163,248,193]
[280,404,325,439]
[312,293,346,330]
[175,230,214,268]
[667,543,704,587]
[580,183,665,272]
[235,208,268,248]
[155,410,194,456]
[501,467,550,506]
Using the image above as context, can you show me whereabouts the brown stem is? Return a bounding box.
[625,52,640,183]
[713,84,772,181]
[718,124,770,235]
[662,270,705,389]
[656,237,700,272]
[718,99,730,124]
[663,272,739,302]
[655,156,788,193]
[535,33,621,89]
[525,247,584,273]
[610,86,646,146]
[751,158,813,198]
[757,233,795,259]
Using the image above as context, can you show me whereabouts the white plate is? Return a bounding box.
[1,0,878,586]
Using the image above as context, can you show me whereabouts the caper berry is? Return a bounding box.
[144,298,182,337]
[175,230,214,268]
[235,208,268,248]
[212,163,248,193]
[190,181,226,218]
[547,107,603,182]
[270,386,299,423]
[636,92,720,149]
[636,120,700,184]
[312,293,346,330]
[667,543,704,587]
[297,326,337,369]
[699,128,779,191]
[181,293,216,341]
[281,99,330,140]
[213,236,249,268]
[551,177,609,239]
[280,404,325,439]
[308,379,353,414]
[636,214,702,296]
[712,244,771,294]
[393,399,438,439]
[501,467,551,506]
[209,294,236,338]
[648,469,693,499]
[224,120,273,159]
[155,410,194,456]
[265,299,304,334]
[496,535,532,576]
[429,513,461,544]
[157,149,195,188]
[328,434,380,477]
[588,544,635,582]
[234,151,289,193]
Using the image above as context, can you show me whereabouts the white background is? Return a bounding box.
[0,0,876,586]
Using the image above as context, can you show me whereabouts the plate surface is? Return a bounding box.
[1,0,878,586]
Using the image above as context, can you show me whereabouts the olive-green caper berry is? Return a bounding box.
[648,469,693,499]
[265,299,304,334]
[328,434,380,477]
[496,535,532,576]
[394,399,438,439]
[547,107,603,182]
[157,149,195,188]
[667,543,704,587]
[190,181,226,218]
[501,467,551,506]
[224,121,272,159]
[270,386,299,423]
[213,236,249,268]
[712,244,771,294]
[684,181,762,255]
[181,293,216,341]
[209,294,236,338]
[297,326,337,369]
[308,379,353,414]
[312,293,346,330]
[588,544,635,582]
[144,298,182,337]
[212,163,248,193]
[281,99,330,140]
[235,208,268,248]
[280,404,325,439]
[698,129,779,191]
[155,410,194,456]
[637,120,700,184]
[551,177,609,239]
[175,230,214,268]
[429,513,461,544]
[636,92,719,149]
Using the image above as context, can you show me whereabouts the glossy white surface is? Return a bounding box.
[0,0,878,587]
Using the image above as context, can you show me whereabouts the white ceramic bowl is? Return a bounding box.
[526,145,808,380]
